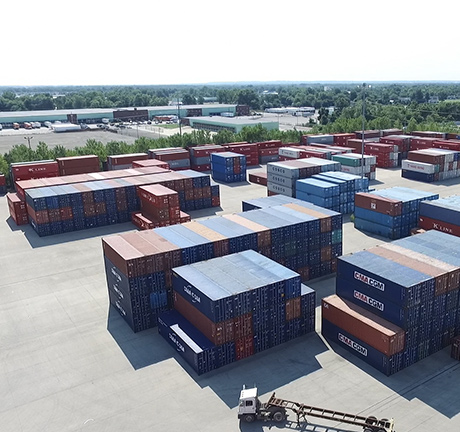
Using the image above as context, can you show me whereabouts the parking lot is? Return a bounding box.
[1,164,460,432]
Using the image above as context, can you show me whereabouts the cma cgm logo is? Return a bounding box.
[338,333,368,357]
[169,333,185,352]
[354,271,385,291]
[353,290,384,311]
[184,285,201,303]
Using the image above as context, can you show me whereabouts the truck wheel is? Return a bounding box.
[272,411,285,422]
[244,414,255,423]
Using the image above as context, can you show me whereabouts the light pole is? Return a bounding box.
[177,98,182,137]
[24,136,33,151]
[361,83,366,180]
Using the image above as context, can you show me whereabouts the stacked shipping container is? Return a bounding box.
[354,187,438,239]
[103,198,342,332]
[7,192,29,225]
[224,143,258,166]
[402,149,460,182]
[297,171,369,214]
[331,154,377,180]
[211,152,247,183]
[323,230,460,376]
[189,144,226,171]
[148,148,190,170]
[24,169,219,236]
[107,153,149,170]
[267,158,340,198]
[157,250,316,374]
[11,160,59,184]
[56,155,100,176]
[418,195,460,237]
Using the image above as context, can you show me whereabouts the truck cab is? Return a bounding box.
[238,387,286,423]
[238,387,259,418]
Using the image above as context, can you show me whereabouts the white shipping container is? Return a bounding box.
[340,165,370,175]
[401,159,436,174]
[279,147,302,159]
[267,173,296,187]
[267,181,295,197]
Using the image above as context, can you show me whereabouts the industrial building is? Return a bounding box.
[0,104,249,128]
[184,116,279,133]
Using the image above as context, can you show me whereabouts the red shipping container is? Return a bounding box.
[381,129,403,137]
[11,161,59,180]
[48,208,61,223]
[409,137,438,151]
[173,290,235,345]
[189,145,225,158]
[0,174,5,186]
[285,297,301,321]
[411,131,445,139]
[140,201,170,221]
[132,159,170,169]
[211,196,220,207]
[131,212,157,230]
[256,140,283,149]
[322,295,405,356]
[248,172,267,186]
[235,335,254,361]
[138,184,179,208]
[419,216,460,238]
[190,164,211,172]
[179,211,191,224]
[354,192,402,216]
[332,133,356,146]
[433,140,460,152]
[107,153,148,166]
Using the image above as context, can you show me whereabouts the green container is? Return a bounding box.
[332,155,362,167]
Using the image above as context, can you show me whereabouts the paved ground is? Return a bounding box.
[1,167,460,432]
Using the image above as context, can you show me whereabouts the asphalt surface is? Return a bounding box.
[1,167,460,432]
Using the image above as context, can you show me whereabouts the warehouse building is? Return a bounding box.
[184,116,279,133]
[0,104,248,128]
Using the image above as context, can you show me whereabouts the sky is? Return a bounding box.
[2,0,460,86]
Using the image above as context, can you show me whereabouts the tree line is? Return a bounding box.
[2,83,460,114]
[0,125,302,186]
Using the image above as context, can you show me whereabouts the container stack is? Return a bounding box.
[148,148,190,170]
[132,159,170,170]
[379,135,412,159]
[189,144,226,171]
[56,155,100,176]
[278,146,336,161]
[355,130,381,140]
[364,142,399,168]
[332,154,377,180]
[224,143,258,166]
[381,128,404,137]
[296,178,340,212]
[7,192,29,225]
[332,133,356,146]
[103,231,182,333]
[211,152,247,183]
[0,174,6,195]
[402,149,460,182]
[302,134,334,145]
[308,171,369,214]
[133,184,188,230]
[107,153,149,170]
[266,158,340,198]
[323,230,460,376]
[23,169,218,236]
[418,195,460,237]
[14,166,170,201]
[157,250,316,375]
[103,200,341,332]
[177,170,220,211]
[11,160,59,184]
[354,187,439,239]
[256,140,283,164]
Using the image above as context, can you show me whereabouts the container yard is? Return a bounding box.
[1,162,460,432]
